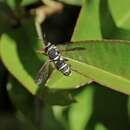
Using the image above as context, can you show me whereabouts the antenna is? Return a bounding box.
[43,33,49,45]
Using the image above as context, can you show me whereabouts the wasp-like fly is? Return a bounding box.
[35,34,88,85]
[35,39,71,85]
[44,42,71,76]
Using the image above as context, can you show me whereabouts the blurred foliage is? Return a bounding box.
[1,0,130,130]
[58,0,85,5]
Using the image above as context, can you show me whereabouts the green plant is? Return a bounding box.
[1,0,130,130]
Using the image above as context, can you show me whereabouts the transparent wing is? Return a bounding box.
[57,41,87,52]
[35,61,50,86]
[58,44,86,52]
[57,39,130,52]
[58,46,86,52]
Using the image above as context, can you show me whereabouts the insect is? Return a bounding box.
[35,35,87,86]
[35,38,127,86]
[35,38,72,85]
[44,41,71,76]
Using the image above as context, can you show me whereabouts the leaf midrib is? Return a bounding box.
[67,58,130,95]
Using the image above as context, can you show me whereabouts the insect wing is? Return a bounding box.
[35,61,50,85]
[57,41,87,52]
[57,39,130,52]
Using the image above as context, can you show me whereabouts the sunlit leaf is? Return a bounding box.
[108,0,130,30]
[58,0,84,6]
[46,70,91,89]
[68,86,94,130]
[58,39,130,95]
[95,123,108,130]
[0,20,44,95]
[21,0,39,6]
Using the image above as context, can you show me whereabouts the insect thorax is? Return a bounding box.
[45,42,60,61]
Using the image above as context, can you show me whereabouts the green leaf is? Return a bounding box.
[43,0,100,90]
[97,0,130,39]
[4,0,21,9]
[0,20,44,95]
[46,70,91,89]
[0,34,37,95]
[46,0,130,94]
[4,0,38,8]
[72,0,102,40]
[38,87,75,105]
[7,77,36,125]
[108,0,130,30]
[46,55,91,90]
[72,0,130,40]
[0,18,77,104]
[58,0,84,6]
[68,86,94,130]
[0,3,14,34]
[94,123,108,130]
[8,77,66,130]
[21,0,39,6]
[62,0,130,95]
[57,39,130,95]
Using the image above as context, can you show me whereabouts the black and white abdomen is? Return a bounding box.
[45,42,71,76]
[55,57,71,76]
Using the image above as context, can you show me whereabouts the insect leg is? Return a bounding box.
[36,48,47,56]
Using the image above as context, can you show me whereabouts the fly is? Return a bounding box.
[44,42,71,76]
[35,38,71,85]
[35,34,88,85]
